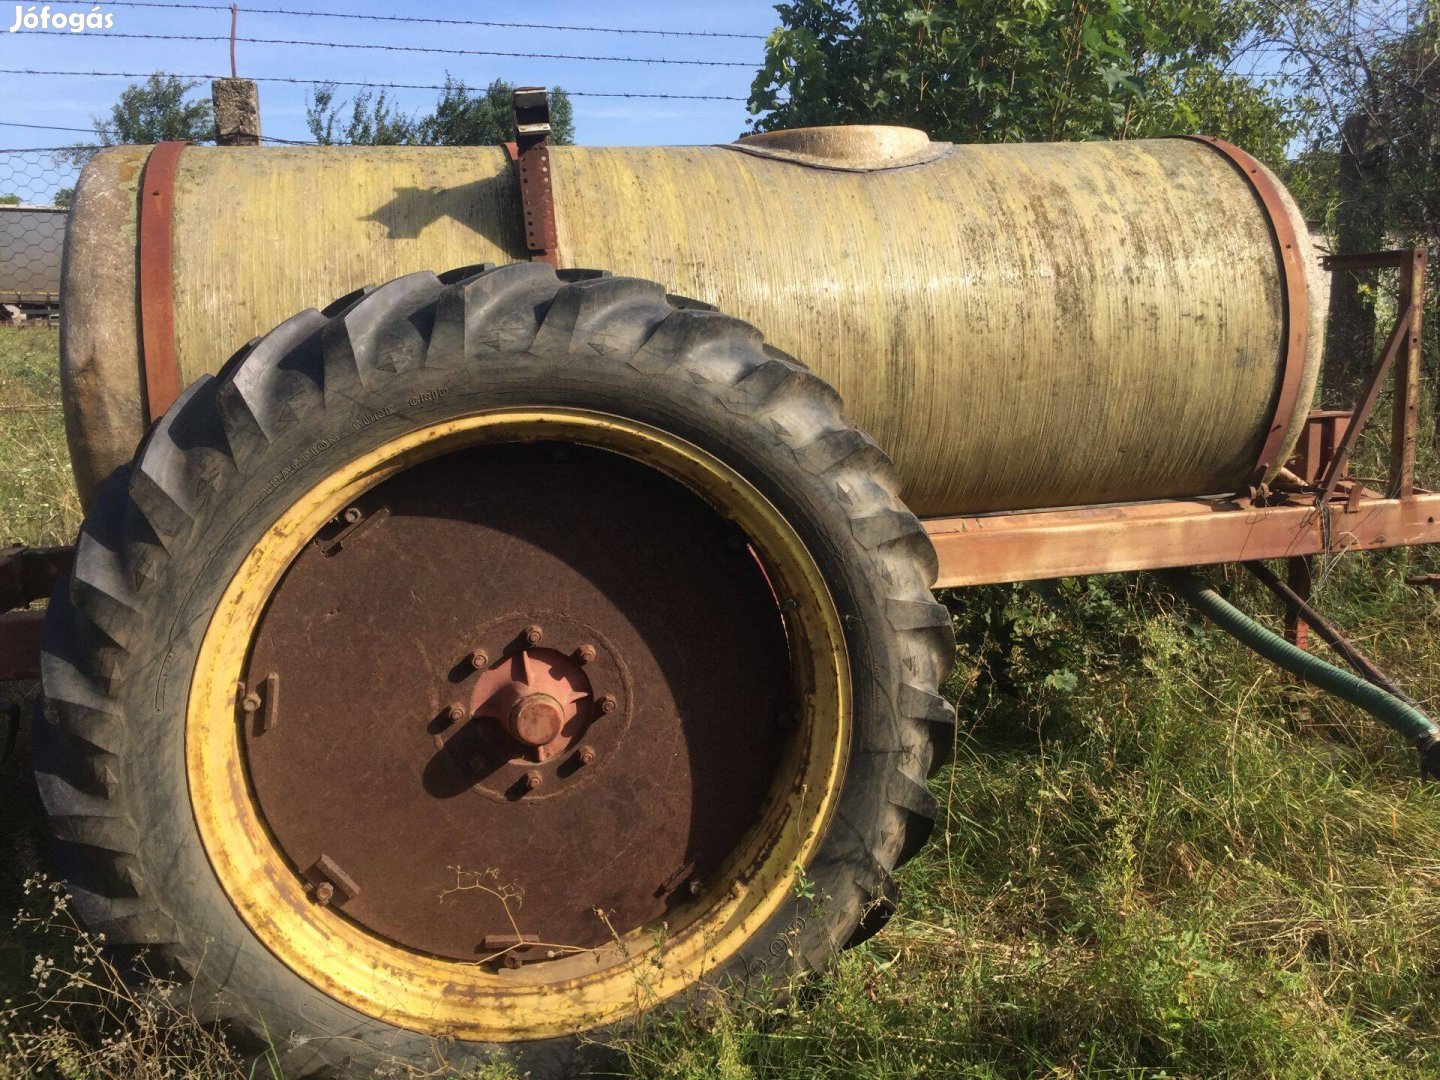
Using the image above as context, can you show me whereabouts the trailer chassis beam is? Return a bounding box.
[925,489,1440,588]
[0,545,73,681]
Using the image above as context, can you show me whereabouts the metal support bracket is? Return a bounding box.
[506,87,560,267]
[1316,247,1427,502]
[0,545,73,615]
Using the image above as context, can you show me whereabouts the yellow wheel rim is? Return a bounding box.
[186,410,850,1041]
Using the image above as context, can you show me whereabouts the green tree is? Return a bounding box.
[0,194,19,205]
[306,78,575,146]
[306,85,417,146]
[417,78,575,146]
[1249,1,1436,399]
[748,0,1295,160]
[63,74,215,167]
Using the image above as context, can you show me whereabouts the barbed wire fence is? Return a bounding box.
[0,0,770,323]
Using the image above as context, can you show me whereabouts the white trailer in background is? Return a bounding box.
[0,204,65,321]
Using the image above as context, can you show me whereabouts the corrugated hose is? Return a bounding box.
[1159,569,1440,778]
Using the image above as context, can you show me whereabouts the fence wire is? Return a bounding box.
[0,150,86,322]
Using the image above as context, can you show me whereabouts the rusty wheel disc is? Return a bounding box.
[241,441,793,964]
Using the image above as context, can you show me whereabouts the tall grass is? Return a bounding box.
[0,325,79,546]
[619,565,1440,1077]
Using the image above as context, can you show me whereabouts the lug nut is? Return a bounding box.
[342,506,362,524]
[313,882,335,905]
[523,770,543,791]
[446,703,466,724]
[688,878,703,897]
[468,649,489,672]
[596,693,617,715]
[523,624,543,646]
[240,692,261,713]
[576,643,597,665]
[577,746,596,766]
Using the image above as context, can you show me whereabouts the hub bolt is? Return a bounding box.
[446,703,466,724]
[688,878,703,897]
[577,746,596,766]
[523,624,544,647]
[596,693,617,715]
[240,692,261,714]
[313,882,335,905]
[468,649,489,672]
[342,506,362,524]
[523,770,543,791]
[576,643,597,665]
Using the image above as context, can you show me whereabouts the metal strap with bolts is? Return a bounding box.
[505,86,561,268]
[1176,135,1310,492]
[138,140,188,422]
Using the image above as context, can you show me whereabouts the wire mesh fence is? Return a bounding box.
[0,149,86,322]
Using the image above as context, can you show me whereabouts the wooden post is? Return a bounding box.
[212,79,261,147]
[1325,114,1385,400]
[1390,246,1426,499]
[1284,556,1313,651]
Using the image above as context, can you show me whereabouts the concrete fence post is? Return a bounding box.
[212,79,261,147]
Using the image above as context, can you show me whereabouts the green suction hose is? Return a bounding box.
[1159,569,1440,773]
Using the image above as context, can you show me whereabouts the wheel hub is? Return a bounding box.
[509,693,563,747]
[470,643,593,760]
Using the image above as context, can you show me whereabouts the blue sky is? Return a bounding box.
[2,0,785,151]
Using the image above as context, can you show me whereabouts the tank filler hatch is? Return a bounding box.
[726,125,951,172]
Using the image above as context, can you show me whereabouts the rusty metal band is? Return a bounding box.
[504,140,560,268]
[138,140,187,423]
[1177,135,1309,483]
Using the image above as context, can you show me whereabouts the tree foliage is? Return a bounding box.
[306,78,575,147]
[64,74,215,167]
[748,0,1297,161]
[418,78,576,146]
[305,85,416,146]
[1270,0,1438,239]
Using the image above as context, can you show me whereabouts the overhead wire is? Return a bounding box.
[0,69,753,102]
[98,1,768,40]
[71,32,757,67]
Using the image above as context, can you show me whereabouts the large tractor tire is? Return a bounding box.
[36,264,954,1076]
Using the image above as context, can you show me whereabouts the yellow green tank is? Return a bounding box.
[60,127,1325,514]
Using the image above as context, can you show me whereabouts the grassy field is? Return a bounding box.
[4,325,1440,1077]
[0,326,78,548]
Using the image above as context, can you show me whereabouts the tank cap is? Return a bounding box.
[725,125,950,172]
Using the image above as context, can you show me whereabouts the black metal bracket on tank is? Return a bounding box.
[505,87,561,268]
